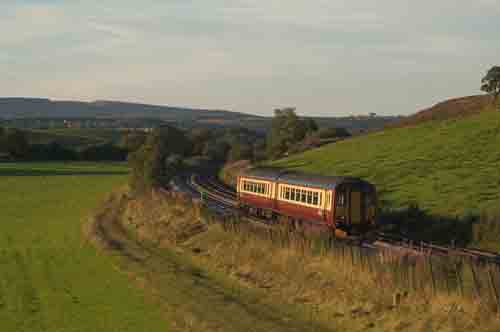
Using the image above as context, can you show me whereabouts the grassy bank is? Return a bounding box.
[268,108,500,248]
[271,109,500,216]
[120,191,500,332]
[0,162,165,331]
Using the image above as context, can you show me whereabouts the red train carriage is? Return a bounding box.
[236,167,377,234]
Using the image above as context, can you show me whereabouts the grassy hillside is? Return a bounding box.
[390,95,493,129]
[0,162,166,331]
[271,107,500,218]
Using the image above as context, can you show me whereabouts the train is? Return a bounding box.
[236,167,377,236]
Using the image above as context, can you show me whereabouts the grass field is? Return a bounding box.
[0,162,166,331]
[270,108,500,218]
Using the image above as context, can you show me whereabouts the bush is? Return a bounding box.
[79,144,128,161]
[29,143,79,160]
[317,127,351,139]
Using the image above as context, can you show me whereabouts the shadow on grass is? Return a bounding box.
[379,203,476,247]
[0,169,129,177]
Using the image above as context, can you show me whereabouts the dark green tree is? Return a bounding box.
[266,108,309,159]
[318,127,351,139]
[129,125,191,193]
[302,118,318,134]
[481,66,500,106]
[227,141,253,162]
[4,129,29,158]
[0,127,5,153]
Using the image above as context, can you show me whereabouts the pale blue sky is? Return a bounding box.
[1,0,499,116]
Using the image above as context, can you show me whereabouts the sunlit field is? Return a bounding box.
[0,162,165,331]
[271,110,500,218]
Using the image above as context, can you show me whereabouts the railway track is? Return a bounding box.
[187,174,500,264]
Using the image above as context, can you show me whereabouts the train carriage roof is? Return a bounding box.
[241,167,372,190]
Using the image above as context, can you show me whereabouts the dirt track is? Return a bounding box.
[86,192,332,332]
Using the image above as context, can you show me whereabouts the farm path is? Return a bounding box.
[89,192,332,332]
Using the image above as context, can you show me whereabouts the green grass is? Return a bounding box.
[270,109,500,218]
[0,162,166,332]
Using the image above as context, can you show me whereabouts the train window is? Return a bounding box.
[307,191,313,204]
[285,187,290,200]
[301,190,306,203]
[313,192,319,205]
[291,188,296,201]
[336,192,345,207]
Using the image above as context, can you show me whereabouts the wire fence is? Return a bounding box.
[199,205,500,312]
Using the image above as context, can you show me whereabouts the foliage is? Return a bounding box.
[266,108,318,159]
[29,142,79,160]
[128,125,191,193]
[0,126,5,153]
[1,128,29,158]
[79,143,128,161]
[481,66,500,105]
[0,162,165,331]
[227,140,253,162]
[317,127,351,139]
[119,130,147,152]
[187,126,260,162]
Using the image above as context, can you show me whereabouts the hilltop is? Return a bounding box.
[390,95,493,128]
[270,101,500,220]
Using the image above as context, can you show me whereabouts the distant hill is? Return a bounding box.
[0,98,400,132]
[390,95,493,128]
[0,98,255,121]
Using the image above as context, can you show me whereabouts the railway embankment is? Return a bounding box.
[89,188,500,332]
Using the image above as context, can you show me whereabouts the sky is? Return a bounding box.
[0,1,499,116]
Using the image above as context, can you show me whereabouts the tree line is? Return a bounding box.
[0,127,128,161]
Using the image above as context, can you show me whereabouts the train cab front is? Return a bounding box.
[333,183,377,240]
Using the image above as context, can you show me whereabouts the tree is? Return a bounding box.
[129,125,191,193]
[266,108,310,159]
[228,141,253,162]
[4,129,29,158]
[302,118,318,134]
[481,66,500,106]
[318,127,351,139]
[119,131,147,152]
[0,127,5,153]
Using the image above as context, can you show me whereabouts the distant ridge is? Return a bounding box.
[0,97,400,131]
[0,98,252,120]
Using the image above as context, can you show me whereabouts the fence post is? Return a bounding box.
[470,262,481,300]
[429,258,436,296]
[488,267,500,312]
[455,262,464,298]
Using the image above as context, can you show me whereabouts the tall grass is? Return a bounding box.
[200,206,500,314]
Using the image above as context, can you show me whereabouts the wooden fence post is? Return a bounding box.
[488,267,500,312]
[429,258,436,296]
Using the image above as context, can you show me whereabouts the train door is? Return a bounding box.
[349,189,362,225]
[334,185,364,227]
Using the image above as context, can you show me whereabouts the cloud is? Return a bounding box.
[0,1,499,116]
